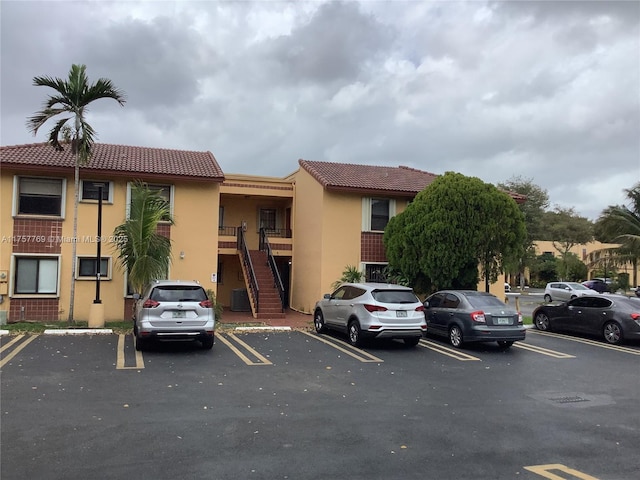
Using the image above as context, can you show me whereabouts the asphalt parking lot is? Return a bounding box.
[2,328,639,480]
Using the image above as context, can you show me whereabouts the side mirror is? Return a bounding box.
[323,293,331,300]
[133,293,140,300]
[423,301,429,308]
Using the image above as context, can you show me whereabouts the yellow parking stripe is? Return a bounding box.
[116,334,145,370]
[418,339,481,361]
[529,330,640,355]
[0,335,38,369]
[300,331,384,363]
[524,463,599,479]
[218,333,273,365]
[513,342,575,359]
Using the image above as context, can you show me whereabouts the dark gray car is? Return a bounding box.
[423,290,526,348]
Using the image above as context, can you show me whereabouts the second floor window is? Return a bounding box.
[259,208,276,231]
[16,177,65,217]
[81,180,111,202]
[370,199,390,231]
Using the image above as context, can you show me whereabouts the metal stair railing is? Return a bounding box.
[238,226,259,313]
[259,228,285,312]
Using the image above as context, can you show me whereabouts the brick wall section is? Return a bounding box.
[270,243,292,251]
[9,298,60,323]
[361,232,387,262]
[12,218,63,253]
[157,223,171,239]
[218,241,237,249]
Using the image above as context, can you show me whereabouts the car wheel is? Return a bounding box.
[314,310,327,334]
[449,325,463,348]
[603,321,623,345]
[201,335,214,350]
[348,320,363,347]
[544,294,552,302]
[534,312,551,331]
[497,340,514,348]
[404,337,420,347]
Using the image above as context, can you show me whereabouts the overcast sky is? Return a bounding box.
[1,0,638,220]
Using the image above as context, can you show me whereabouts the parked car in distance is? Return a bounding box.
[423,290,525,349]
[582,279,609,293]
[313,283,426,347]
[544,282,595,302]
[133,280,215,351]
[532,295,640,345]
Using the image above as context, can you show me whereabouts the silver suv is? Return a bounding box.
[313,283,426,347]
[133,280,215,350]
[544,281,596,302]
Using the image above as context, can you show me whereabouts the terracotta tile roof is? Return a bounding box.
[0,143,224,182]
[298,159,438,196]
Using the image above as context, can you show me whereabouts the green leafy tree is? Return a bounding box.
[384,172,527,293]
[27,64,126,323]
[331,265,364,290]
[593,182,640,286]
[564,252,588,281]
[542,207,593,279]
[112,183,174,295]
[529,252,558,286]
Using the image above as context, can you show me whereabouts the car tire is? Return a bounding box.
[449,325,463,348]
[348,320,363,347]
[404,337,420,347]
[544,294,552,302]
[603,321,623,345]
[534,312,551,331]
[201,335,214,350]
[314,310,327,334]
[497,340,514,348]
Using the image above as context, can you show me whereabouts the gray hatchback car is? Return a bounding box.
[133,280,215,351]
[313,283,427,347]
[423,290,525,348]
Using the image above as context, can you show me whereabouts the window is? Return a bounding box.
[14,256,59,294]
[364,263,387,283]
[15,177,65,217]
[259,208,277,231]
[81,180,111,202]
[362,198,395,232]
[77,257,111,280]
[127,183,173,221]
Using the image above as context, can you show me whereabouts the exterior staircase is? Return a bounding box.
[246,250,285,319]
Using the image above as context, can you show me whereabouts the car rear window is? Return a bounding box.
[371,290,419,304]
[466,294,505,309]
[150,286,207,302]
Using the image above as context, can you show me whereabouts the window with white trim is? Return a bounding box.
[80,180,112,202]
[362,198,395,232]
[364,263,388,283]
[13,256,60,295]
[15,177,66,217]
[77,256,111,280]
[126,183,173,221]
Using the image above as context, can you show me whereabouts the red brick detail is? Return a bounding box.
[361,232,387,262]
[157,224,171,239]
[12,219,63,253]
[124,298,136,321]
[218,241,237,249]
[270,243,292,251]
[9,298,60,323]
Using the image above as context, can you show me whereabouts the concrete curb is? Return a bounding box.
[43,329,113,335]
[234,326,292,332]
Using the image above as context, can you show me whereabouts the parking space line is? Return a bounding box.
[528,330,640,355]
[418,339,481,361]
[299,331,384,363]
[524,463,599,479]
[116,334,145,370]
[0,335,38,369]
[513,342,575,359]
[217,333,273,365]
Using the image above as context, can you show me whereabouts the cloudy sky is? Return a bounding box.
[1,0,638,220]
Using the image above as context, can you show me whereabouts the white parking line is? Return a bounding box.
[529,330,640,355]
[418,339,481,361]
[300,331,384,363]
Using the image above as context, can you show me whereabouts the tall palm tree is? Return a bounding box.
[27,64,126,323]
[593,183,640,286]
[112,182,174,296]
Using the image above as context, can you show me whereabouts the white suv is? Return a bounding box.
[544,281,596,302]
[133,280,215,350]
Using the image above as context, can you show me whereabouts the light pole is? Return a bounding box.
[88,185,105,328]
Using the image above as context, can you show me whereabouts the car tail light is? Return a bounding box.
[368,325,382,330]
[143,299,160,308]
[364,304,388,312]
[517,312,523,324]
[631,312,640,321]
[470,311,486,323]
[199,299,213,308]
[415,305,425,312]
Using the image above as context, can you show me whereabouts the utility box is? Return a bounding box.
[230,288,250,312]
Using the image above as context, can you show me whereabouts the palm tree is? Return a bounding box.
[112,182,174,296]
[593,183,640,286]
[27,64,126,323]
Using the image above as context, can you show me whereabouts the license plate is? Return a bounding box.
[172,311,186,318]
[396,310,407,317]
[496,317,511,325]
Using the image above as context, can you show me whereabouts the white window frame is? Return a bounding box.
[10,254,61,297]
[126,182,174,220]
[362,197,396,232]
[80,180,113,203]
[12,176,67,218]
[123,263,171,297]
[76,256,112,280]
[361,262,388,283]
